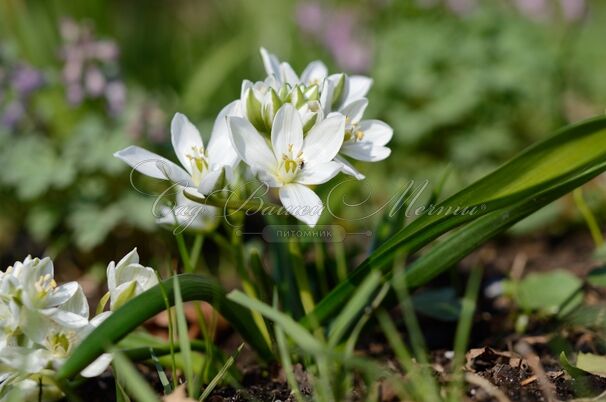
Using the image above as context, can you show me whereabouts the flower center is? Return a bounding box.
[47,332,75,357]
[34,274,57,298]
[279,144,304,183]
[186,145,209,186]
[344,122,365,143]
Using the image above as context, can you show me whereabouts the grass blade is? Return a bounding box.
[57,274,272,381]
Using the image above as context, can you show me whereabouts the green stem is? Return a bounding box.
[190,234,205,271]
[289,239,316,315]
[176,233,193,272]
[573,188,604,247]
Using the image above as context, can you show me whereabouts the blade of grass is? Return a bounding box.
[111,349,161,402]
[199,344,243,401]
[304,117,606,326]
[173,276,194,397]
[328,270,382,347]
[449,267,483,401]
[58,274,273,381]
[228,290,322,354]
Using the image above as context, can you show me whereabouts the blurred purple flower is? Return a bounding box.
[514,0,549,20]
[560,0,586,21]
[296,3,325,34]
[12,65,44,97]
[105,81,126,116]
[1,101,24,130]
[295,2,372,73]
[446,0,476,16]
[59,18,126,115]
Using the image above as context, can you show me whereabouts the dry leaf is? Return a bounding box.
[163,384,196,402]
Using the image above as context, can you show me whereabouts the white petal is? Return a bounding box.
[208,100,241,168]
[335,155,365,180]
[320,77,335,115]
[198,168,223,195]
[341,143,391,162]
[114,146,191,186]
[280,62,299,86]
[48,309,90,329]
[279,183,324,227]
[359,120,393,147]
[297,161,342,185]
[300,61,328,85]
[171,113,204,175]
[106,261,116,292]
[343,76,373,106]
[45,282,78,307]
[271,104,304,156]
[303,114,345,164]
[228,117,277,173]
[115,248,140,269]
[340,98,368,124]
[57,285,89,319]
[260,47,281,79]
[81,353,113,378]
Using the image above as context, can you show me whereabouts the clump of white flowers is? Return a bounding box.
[0,249,157,401]
[115,47,393,227]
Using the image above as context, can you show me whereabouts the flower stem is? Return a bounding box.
[573,188,604,247]
[175,233,193,272]
[289,239,316,316]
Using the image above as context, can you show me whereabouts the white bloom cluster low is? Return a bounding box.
[0,248,157,401]
[115,48,393,227]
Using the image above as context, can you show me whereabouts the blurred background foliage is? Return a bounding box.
[1,0,606,274]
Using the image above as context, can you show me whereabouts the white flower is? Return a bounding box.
[241,76,325,134]
[332,99,393,179]
[106,248,158,311]
[260,47,373,112]
[1,257,90,342]
[156,185,219,233]
[228,103,345,226]
[114,101,241,196]
[259,48,392,180]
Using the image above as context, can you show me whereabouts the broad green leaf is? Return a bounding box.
[507,270,583,315]
[587,267,606,288]
[303,116,606,326]
[57,274,272,380]
[576,353,606,377]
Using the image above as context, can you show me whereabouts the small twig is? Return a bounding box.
[515,342,556,402]
[465,372,512,402]
[520,375,537,386]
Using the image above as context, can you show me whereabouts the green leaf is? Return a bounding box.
[411,287,461,321]
[328,271,382,347]
[510,270,583,315]
[587,267,606,288]
[112,349,161,402]
[57,274,272,381]
[303,116,606,327]
[576,353,606,377]
[173,276,194,397]
[228,290,323,354]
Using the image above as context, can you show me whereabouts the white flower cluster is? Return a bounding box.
[0,248,157,401]
[115,48,393,227]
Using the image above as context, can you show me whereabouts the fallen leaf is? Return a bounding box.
[163,384,196,402]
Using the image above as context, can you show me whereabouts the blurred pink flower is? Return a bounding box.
[559,0,586,21]
[295,2,372,73]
